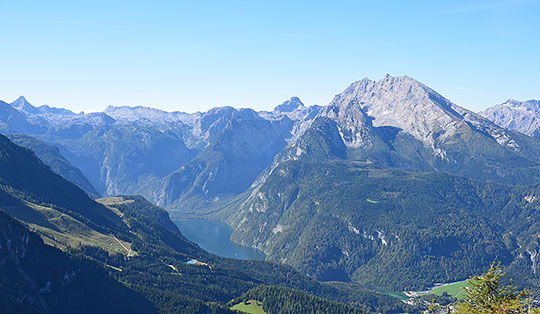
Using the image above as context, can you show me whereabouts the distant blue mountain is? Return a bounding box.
[0,95,322,218]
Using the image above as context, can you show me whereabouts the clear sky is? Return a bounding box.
[1,0,539,113]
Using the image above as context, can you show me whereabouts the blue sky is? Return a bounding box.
[1,0,539,113]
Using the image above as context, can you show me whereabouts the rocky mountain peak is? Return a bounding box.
[505,98,520,105]
[480,99,540,136]
[12,95,28,104]
[10,96,40,114]
[322,75,516,155]
[325,75,463,149]
[274,97,305,113]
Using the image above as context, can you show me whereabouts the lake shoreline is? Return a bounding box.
[173,219,266,260]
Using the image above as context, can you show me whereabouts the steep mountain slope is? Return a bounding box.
[99,195,411,313]
[221,75,540,290]
[0,133,124,234]
[0,100,35,132]
[225,161,540,290]
[0,210,156,314]
[81,125,195,196]
[0,96,321,217]
[7,134,100,197]
[144,99,321,217]
[259,97,323,142]
[480,99,540,136]
[0,132,411,313]
[147,109,299,217]
[277,75,540,185]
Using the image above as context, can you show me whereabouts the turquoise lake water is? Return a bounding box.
[173,220,266,260]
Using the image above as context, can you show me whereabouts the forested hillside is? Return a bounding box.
[224,160,540,291]
[7,133,100,197]
[0,131,410,313]
[0,210,156,314]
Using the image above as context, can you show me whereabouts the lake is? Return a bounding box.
[173,220,266,260]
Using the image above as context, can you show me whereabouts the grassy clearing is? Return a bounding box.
[230,300,266,314]
[96,197,135,206]
[429,280,469,300]
[96,197,135,218]
[1,200,134,256]
[376,288,409,300]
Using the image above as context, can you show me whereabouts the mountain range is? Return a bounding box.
[270,75,540,184]
[0,95,322,218]
[220,75,540,289]
[0,131,407,313]
[2,74,540,306]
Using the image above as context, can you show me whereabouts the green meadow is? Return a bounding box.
[230,300,266,314]
[429,280,470,300]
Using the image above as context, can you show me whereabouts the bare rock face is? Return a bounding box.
[481,99,540,136]
[259,74,540,193]
[326,74,518,157]
[7,134,101,197]
[273,96,305,113]
[320,90,375,149]
[259,97,323,143]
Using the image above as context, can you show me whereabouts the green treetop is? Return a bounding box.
[432,262,539,314]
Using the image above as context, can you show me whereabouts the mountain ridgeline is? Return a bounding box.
[2,75,540,300]
[0,132,411,313]
[481,99,540,136]
[276,75,540,185]
[6,133,100,197]
[222,75,540,289]
[0,96,322,218]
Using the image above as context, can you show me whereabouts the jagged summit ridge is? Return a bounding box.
[10,95,41,114]
[324,74,518,155]
[481,99,540,136]
[104,104,199,126]
[333,75,462,147]
[11,95,29,106]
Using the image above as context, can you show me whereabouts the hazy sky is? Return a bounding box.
[1,0,539,113]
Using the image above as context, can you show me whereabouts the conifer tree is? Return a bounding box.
[432,262,539,314]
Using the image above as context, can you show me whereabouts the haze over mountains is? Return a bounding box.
[481,99,540,136]
[3,76,539,201]
[0,94,323,217]
[2,77,538,204]
[2,74,540,307]
[2,75,540,214]
[6,133,100,197]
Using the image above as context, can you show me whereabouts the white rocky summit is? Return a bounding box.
[323,74,519,156]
